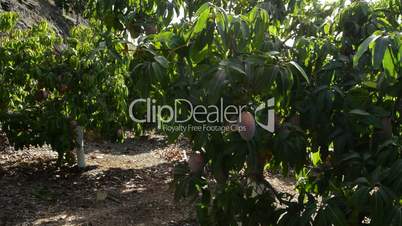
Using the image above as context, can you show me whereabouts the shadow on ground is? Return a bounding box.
[0,146,195,226]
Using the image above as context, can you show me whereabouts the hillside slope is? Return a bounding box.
[0,0,82,35]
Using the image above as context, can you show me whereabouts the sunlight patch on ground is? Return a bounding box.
[87,151,167,169]
[32,213,80,226]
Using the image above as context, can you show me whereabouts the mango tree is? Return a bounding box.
[85,0,402,225]
[0,12,131,167]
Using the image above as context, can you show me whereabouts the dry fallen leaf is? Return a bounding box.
[96,191,107,201]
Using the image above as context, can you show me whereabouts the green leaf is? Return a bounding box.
[339,152,361,164]
[362,81,377,89]
[289,61,309,84]
[391,207,402,226]
[349,109,370,116]
[195,3,210,16]
[152,62,162,79]
[382,48,396,78]
[324,23,330,35]
[190,44,209,64]
[154,56,169,68]
[326,202,348,226]
[311,151,321,166]
[372,37,389,69]
[239,20,250,40]
[193,8,210,34]
[277,67,291,95]
[371,187,386,226]
[353,33,381,68]
[207,69,226,104]
[155,32,183,49]
[228,61,246,75]
[253,17,264,49]
[351,186,370,207]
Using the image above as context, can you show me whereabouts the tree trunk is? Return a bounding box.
[75,125,86,168]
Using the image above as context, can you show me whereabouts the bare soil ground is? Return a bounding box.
[0,134,196,226]
[0,134,295,226]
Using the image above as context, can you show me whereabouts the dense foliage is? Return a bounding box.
[1,0,401,225]
[0,14,130,164]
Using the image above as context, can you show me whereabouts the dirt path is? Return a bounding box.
[0,135,195,226]
[0,134,296,226]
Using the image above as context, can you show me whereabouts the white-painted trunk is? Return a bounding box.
[75,126,86,168]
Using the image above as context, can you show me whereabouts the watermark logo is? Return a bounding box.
[255,97,275,133]
[128,98,275,133]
